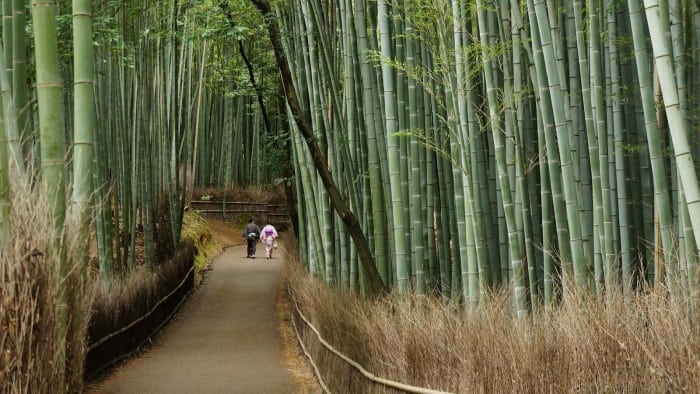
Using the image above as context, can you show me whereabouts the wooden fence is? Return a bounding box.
[189,200,291,228]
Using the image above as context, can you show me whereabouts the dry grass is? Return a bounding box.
[276,262,323,393]
[286,254,700,393]
[206,218,246,248]
[89,208,206,341]
[0,180,91,393]
[193,185,287,204]
[88,244,194,345]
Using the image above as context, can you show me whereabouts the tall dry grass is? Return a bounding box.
[88,243,194,344]
[0,180,92,393]
[287,256,700,393]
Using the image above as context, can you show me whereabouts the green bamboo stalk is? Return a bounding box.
[572,0,606,296]
[435,0,469,304]
[477,0,528,316]
[71,0,95,241]
[378,0,410,293]
[496,0,539,308]
[291,119,325,276]
[13,0,28,151]
[406,12,427,294]
[587,0,617,292]
[354,0,389,285]
[531,0,588,292]
[3,1,12,82]
[526,0,573,294]
[453,0,484,305]
[607,2,632,291]
[0,52,10,251]
[31,0,67,384]
[0,42,23,175]
[627,0,675,287]
[644,0,700,258]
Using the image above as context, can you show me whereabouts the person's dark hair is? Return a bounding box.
[248,217,254,223]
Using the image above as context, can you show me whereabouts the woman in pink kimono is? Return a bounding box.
[260,224,278,259]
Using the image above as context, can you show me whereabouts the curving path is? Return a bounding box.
[87,243,302,394]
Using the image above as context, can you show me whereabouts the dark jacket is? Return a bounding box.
[243,222,260,240]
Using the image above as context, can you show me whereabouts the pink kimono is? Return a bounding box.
[260,224,278,259]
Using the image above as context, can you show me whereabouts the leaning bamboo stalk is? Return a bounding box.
[644,0,700,257]
[252,0,386,295]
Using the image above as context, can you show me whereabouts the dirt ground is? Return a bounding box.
[86,221,319,393]
[207,219,248,249]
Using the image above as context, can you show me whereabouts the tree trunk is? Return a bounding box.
[249,0,386,296]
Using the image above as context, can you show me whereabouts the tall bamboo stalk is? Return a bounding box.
[71,0,95,233]
[31,0,67,384]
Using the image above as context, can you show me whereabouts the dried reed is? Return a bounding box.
[0,180,91,393]
[287,254,700,393]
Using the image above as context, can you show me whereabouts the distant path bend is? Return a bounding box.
[88,245,300,394]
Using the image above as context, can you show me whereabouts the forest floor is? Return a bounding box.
[86,219,318,393]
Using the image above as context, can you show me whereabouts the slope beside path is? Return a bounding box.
[87,240,304,393]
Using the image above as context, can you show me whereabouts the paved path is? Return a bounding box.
[88,244,301,394]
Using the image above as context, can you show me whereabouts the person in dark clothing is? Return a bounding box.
[242,217,261,258]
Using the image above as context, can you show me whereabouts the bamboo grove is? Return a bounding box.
[89,0,286,274]
[265,0,700,313]
[4,0,700,355]
[0,0,284,277]
[2,1,287,387]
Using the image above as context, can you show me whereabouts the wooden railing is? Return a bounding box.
[189,200,291,228]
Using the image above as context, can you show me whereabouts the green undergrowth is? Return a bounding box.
[181,210,217,271]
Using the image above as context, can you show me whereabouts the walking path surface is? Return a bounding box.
[87,242,303,394]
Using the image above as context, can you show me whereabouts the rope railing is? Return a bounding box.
[86,279,195,379]
[289,299,331,393]
[287,286,453,394]
[88,264,195,351]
